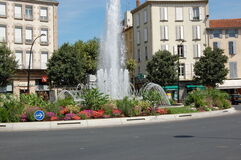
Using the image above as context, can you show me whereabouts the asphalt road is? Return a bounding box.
[1,106,241,160]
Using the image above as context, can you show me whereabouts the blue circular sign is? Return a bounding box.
[34,110,45,121]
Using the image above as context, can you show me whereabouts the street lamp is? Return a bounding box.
[27,34,45,94]
[177,40,186,103]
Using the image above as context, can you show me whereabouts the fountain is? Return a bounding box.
[97,0,130,99]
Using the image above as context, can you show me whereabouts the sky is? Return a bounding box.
[57,0,241,46]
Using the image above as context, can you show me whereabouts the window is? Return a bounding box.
[25,5,33,20]
[229,62,237,79]
[26,51,33,69]
[190,7,202,21]
[144,28,148,42]
[0,2,6,17]
[14,4,22,19]
[178,45,184,58]
[15,27,22,44]
[193,44,201,58]
[213,42,220,49]
[212,30,222,38]
[137,31,140,45]
[136,14,140,27]
[40,28,48,44]
[15,51,23,69]
[0,25,6,42]
[176,26,184,40]
[161,26,168,40]
[40,7,48,21]
[226,29,238,38]
[144,10,147,23]
[175,7,183,21]
[25,27,33,44]
[161,44,169,51]
[137,49,141,63]
[145,46,148,60]
[41,52,48,69]
[160,7,168,21]
[193,25,201,40]
[229,41,236,55]
[179,64,185,77]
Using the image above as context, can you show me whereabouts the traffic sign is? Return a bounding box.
[34,110,45,121]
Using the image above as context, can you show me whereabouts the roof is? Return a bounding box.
[18,0,59,5]
[131,0,208,14]
[209,19,241,29]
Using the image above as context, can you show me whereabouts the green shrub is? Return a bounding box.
[20,94,48,108]
[81,89,109,110]
[116,97,138,117]
[55,97,76,107]
[142,90,163,107]
[66,105,80,113]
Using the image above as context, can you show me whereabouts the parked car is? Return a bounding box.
[230,94,241,105]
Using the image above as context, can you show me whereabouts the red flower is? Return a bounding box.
[50,116,58,121]
[60,108,68,115]
[112,109,122,116]
[156,108,168,115]
[72,115,81,120]
[92,110,104,118]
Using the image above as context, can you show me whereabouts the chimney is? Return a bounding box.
[136,0,141,7]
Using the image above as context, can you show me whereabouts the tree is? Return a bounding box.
[146,50,178,87]
[47,38,99,87]
[194,47,228,88]
[0,44,18,87]
[126,58,137,73]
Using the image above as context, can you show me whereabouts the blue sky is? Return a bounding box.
[58,0,241,46]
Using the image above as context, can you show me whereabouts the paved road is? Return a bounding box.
[1,106,241,160]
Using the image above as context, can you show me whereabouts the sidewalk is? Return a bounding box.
[0,107,238,132]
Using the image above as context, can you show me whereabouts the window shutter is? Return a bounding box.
[180,26,184,39]
[189,8,193,20]
[136,14,140,27]
[164,26,168,40]
[164,7,168,20]
[184,45,187,58]
[199,7,202,20]
[197,26,201,39]
[160,8,164,20]
[233,41,236,54]
[176,26,180,40]
[193,45,197,58]
[15,28,22,43]
[144,28,148,42]
[137,31,140,44]
[192,26,196,39]
[229,62,237,79]
[0,26,6,42]
[160,26,164,40]
[0,3,6,16]
[144,10,147,23]
[173,46,177,55]
[197,44,201,57]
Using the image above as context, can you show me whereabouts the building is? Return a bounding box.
[207,19,241,94]
[131,0,209,99]
[0,0,58,96]
[123,11,134,83]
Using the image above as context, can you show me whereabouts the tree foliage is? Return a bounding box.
[126,58,137,73]
[0,44,18,86]
[47,38,99,87]
[146,50,178,86]
[194,47,228,88]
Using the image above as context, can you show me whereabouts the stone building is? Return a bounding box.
[0,0,58,96]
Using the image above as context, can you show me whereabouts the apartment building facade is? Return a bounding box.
[207,19,241,94]
[0,0,58,96]
[131,0,209,98]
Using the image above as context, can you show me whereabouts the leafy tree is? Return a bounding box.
[0,44,18,87]
[126,58,137,73]
[194,47,228,88]
[47,38,99,87]
[146,50,178,87]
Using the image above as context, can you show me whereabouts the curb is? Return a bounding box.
[0,108,238,132]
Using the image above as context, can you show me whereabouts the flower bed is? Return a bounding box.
[0,88,231,123]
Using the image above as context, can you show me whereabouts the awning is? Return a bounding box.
[163,86,178,90]
[217,80,241,89]
[186,85,205,90]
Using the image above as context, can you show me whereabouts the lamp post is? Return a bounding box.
[27,34,45,94]
[177,40,186,103]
